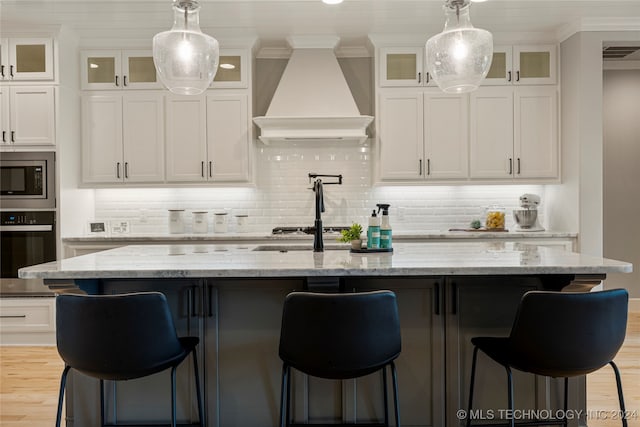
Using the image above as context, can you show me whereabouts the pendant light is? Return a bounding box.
[426,0,493,93]
[152,0,219,95]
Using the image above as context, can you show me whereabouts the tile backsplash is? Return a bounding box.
[94,141,546,234]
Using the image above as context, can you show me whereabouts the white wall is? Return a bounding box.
[603,69,640,298]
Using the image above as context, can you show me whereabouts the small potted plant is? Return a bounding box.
[339,223,363,250]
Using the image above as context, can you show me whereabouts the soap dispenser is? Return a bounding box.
[377,204,392,249]
[367,209,381,249]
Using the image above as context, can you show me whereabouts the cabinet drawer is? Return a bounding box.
[0,298,55,332]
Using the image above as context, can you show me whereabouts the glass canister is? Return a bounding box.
[484,206,506,230]
[168,209,185,234]
[192,211,208,234]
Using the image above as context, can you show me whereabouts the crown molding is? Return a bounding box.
[558,18,640,43]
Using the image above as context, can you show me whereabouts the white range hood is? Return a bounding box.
[253,37,373,144]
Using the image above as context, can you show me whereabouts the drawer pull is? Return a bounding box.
[1,315,27,318]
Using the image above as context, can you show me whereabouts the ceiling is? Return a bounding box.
[1,0,640,50]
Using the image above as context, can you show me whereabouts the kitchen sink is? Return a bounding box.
[252,244,349,252]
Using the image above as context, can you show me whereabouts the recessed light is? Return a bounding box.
[220,63,235,70]
[322,0,343,4]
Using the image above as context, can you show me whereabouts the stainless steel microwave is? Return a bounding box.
[0,152,55,209]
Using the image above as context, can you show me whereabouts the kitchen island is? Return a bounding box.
[20,242,631,427]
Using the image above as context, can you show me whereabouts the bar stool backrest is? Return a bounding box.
[507,289,628,377]
[279,290,401,380]
[56,292,186,381]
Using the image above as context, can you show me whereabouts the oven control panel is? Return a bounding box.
[1,211,55,225]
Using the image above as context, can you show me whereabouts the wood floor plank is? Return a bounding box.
[1,312,639,427]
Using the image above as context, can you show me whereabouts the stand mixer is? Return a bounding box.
[513,194,545,231]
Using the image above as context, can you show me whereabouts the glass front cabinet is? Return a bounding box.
[0,38,54,81]
[210,48,249,88]
[483,45,557,85]
[81,50,162,90]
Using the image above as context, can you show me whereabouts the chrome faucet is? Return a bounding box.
[308,173,342,252]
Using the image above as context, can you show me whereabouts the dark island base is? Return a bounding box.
[48,274,601,427]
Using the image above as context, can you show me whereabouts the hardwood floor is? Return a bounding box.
[1,312,639,427]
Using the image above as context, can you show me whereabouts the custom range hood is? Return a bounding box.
[253,37,373,144]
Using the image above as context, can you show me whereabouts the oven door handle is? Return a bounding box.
[0,225,53,232]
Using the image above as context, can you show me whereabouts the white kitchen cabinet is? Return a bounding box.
[379,90,468,181]
[81,50,161,90]
[0,37,54,81]
[206,93,250,181]
[82,92,164,183]
[470,86,558,179]
[483,45,557,85]
[0,297,56,345]
[0,86,55,147]
[378,47,438,87]
[166,93,250,182]
[211,48,250,89]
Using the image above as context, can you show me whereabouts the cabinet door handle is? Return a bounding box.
[516,70,520,82]
[191,285,199,317]
[201,161,205,177]
[509,158,513,175]
[418,72,422,84]
[451,282,458,315]
[9,65,14,78]
[426,72,430,84]
[116,162,121,179]
[123,75,128,87]
[124,162,129,179]
[2,131,5,142]
[209,161,213,178]
[0,65,4,78]
[187,287,193,317]
[427,158,431,175]
[115,75,119,87]
[0,314,27,318]
[434,282,440,316]
[517,158,521,175]
[207,285,214,317]
[419,159,423,175]
[10,131,15,142]
[507,71,512,82]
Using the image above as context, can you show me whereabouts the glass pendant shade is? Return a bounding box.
[426,0,493,94]
[153,0,219,95]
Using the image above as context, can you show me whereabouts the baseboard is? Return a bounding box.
[630,298,640,313]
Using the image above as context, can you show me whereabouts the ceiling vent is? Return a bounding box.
[603,46,640,60]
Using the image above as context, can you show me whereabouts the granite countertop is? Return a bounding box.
[61,230,578,243]
[20,242,630,279]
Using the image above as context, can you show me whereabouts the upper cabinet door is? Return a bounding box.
[9,86,56,146]
[514,86,558,178]
[513,45,557,85]
[379,47,425,87]
[82,94,124,183]
[5,38,54,81]
[469,87,515,179]
[165,95,208,182]
[211,49,249,89]
[378,91,424,180]
[122,50,162,89]
[81,50,122,90]
[206,94,250,182]
[482,45,514,86]
[423,91,469,180]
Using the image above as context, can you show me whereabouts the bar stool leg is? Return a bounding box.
[382,365,389,426]
[279,363,288,427]
[192,350,205,427]
[391,361,401,427]
[610,361,628,427]
[563,377,569,427]
[100,379,105,427]
[466,346,480,427]
[55,366,71,427]
[505,367,514,427]
[171,366,177,427]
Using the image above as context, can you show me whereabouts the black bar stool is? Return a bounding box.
[55,292,204,427]
[278,290,402,427]
[466,289,629,427]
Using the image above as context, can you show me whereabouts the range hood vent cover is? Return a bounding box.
[253,38,373,144]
